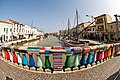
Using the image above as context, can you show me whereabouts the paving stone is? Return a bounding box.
[0,55,120,80]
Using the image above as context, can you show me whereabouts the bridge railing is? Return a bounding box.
[0,43,120,73]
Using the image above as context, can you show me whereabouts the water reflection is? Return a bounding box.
[23,36,64,47]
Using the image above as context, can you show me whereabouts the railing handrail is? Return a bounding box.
[0,42,120,73]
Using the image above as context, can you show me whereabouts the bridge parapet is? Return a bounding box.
[0,43,120,73]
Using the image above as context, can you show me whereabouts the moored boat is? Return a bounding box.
[64,39,101,47]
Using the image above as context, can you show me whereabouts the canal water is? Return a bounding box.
[22,36,82,67]
[23,36,65,47]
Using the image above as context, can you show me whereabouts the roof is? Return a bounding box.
[94,14,112,19]
[0,20,13,24]
[77,21,91,26]
[8,19,21,24]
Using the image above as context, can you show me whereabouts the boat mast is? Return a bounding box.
[76,9,79,41]
[68,19,70,40]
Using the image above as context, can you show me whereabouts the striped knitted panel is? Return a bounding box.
[53,53,63,71]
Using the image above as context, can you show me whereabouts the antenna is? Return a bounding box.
[68,19,70,39]
[31,20,33,27]
[76,9,79,41]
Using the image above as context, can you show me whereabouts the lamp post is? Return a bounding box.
[114,14,119,38]
[86,14,96,40]
[86,14,94,22]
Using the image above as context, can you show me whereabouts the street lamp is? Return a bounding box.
[86,14,96,41]
[86,14,94,22]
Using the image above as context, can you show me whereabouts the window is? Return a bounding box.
[100,18,103,23]
[97,25,104,31]
[10,28,12,32]
[17,25,19,32]
[14,28,15,32]
[98,26,100,29]
[87,29,89,31]
[10,36,12,39]
[96,18,104,24]
[101,25,104,29]
[111,26,113,29]
[6,36,8,39]
[6,28,8,33]
[93,28,94,31]
[4,28,6,32]
[89,28,91,31]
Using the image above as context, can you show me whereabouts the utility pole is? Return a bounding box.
[86,14,94,22]
[68,19,70,40]
[103,16,108,42]
[114,14,119,38]
[31,20,33,27]
[76,9,79,41]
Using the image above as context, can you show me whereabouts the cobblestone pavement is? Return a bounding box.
[0,55,120,80]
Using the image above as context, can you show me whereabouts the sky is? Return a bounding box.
[0,0,120,33]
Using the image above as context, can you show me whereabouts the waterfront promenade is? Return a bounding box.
[0,53,120,80]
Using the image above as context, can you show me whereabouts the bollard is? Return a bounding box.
[103,44,108,60]
[34,47,47,71]
[96,45,105,64]
[114,43,119,54]
[80,53,86,67]
[63,48,72,72]
[17,52,22,65]
[8,50,13,62]
[28,53,35,70]
[36,55,43,71]
[86,51,93,66]
[17,49,27,66]
[44,50,52,73]
[2,48,6,59]
[72,54,79,68]
[12,51,18,63]
[52,46,63,73]
[110,44,114,58]
[107,44,112,59]
[27,47,40,70]
[90,45,99,64]
[70,47,82,70]
[22,53,28,68]
[6,49,10,60]
[80,46,90,68]
[2,49,5,58]
[92,51,97,63]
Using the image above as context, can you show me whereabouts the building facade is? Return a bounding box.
[107,21,120,38]
[94,14,112,41]
[0,20,13,42]
[0,19,44,43]
[95,14,112,33]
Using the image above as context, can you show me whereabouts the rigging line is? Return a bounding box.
[73,16,76,28]
[76,9,83,24]
[78,21,95,34]
[78,15,83,23]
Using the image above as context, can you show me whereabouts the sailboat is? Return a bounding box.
[63,10,100,47]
